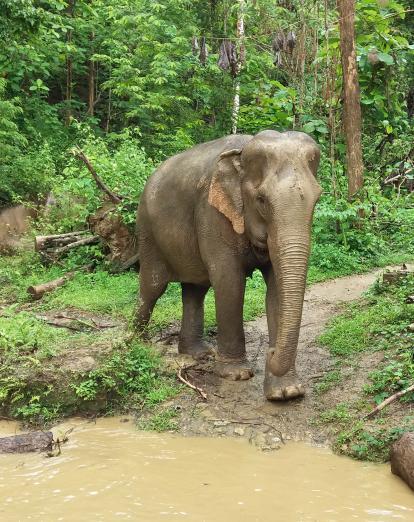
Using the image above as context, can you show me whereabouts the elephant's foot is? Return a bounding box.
[214,356,254,381]
[178,340,214,360]
[264,368,304,401]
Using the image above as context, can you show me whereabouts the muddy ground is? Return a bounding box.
[153,269,408,450]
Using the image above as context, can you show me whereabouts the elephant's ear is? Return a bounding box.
[208,148,244,234]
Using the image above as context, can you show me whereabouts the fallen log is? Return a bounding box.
[27,263,94,300]
[383,265,410,285]
[35,231,88,252]
[53,235,100,256]
[0,431,53,454]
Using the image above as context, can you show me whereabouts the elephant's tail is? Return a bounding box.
[119,252,140,272]
[117,214,140,272]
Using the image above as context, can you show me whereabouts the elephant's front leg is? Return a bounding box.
[211,268,253,381]
[261,266,304,400]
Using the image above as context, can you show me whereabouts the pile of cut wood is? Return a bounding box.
[35,231,100,264]
[28,148,138,300]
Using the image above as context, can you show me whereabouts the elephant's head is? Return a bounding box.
[208,130,322,377]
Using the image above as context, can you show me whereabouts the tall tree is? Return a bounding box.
[231,0,245,134]
[337,0,364,199]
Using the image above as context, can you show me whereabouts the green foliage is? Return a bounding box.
[314,370,343,395]
[366,350,414,404]
[137,408,179,432]
[0,79,55,204]
[318,274,414,461]
[319,274,414,356]
[0,311,66,358]
[319,403,352,424]
[42,130,154,231]
[72,340,177,407]
[334,419,414,462]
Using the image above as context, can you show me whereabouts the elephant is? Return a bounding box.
[134,130,322,400]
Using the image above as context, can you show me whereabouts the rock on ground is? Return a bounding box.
[0,431,53,454]
[391,432,414,490]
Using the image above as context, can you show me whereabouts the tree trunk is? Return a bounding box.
[65,0,76,125]
[87,31,95,116]
[231,0,245,134]
[337,0,364,199]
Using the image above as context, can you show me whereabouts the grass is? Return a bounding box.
[317,273,414,461]
[333,418,414,462]
[137,407,179,432]
[314,370,343,395]
[318,403,352,424]
[0,251,180,425]
[0,240,412,429]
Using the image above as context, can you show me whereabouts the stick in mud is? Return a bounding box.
[177,368,208,400]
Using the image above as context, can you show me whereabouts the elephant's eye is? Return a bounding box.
[256,194,267,216]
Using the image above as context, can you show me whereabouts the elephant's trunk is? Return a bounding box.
[267,231,310,377]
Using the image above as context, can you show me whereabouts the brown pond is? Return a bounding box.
[0,418,413,521]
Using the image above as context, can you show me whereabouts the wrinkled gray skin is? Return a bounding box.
[134,130,322,400]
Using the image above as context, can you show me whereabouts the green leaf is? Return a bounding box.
[377,52,394,65]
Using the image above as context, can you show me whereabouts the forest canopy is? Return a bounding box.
[0,0,413,269]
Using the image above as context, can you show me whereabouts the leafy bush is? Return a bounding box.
[0,79,55,204]
[45,129,154,231]
[72,340,177,407]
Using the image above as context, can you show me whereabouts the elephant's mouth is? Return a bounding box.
[252,242,269,261]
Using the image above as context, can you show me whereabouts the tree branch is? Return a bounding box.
[364,383,414,419]
[72,147,123,204]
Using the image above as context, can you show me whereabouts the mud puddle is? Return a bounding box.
[1,417,413,521]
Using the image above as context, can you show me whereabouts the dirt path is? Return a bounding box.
[159,268,397,448]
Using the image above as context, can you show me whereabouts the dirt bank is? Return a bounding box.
[155,268,409,449]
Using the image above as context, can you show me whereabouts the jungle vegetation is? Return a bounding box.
[0,1,413,450]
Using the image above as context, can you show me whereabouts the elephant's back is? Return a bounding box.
[143,134,251,203]
[137,134,251,283]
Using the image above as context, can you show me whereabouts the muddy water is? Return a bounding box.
[0,418,413,521]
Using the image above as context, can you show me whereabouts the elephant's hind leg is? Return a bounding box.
[178,283,213,359]
[134,251,169,337]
